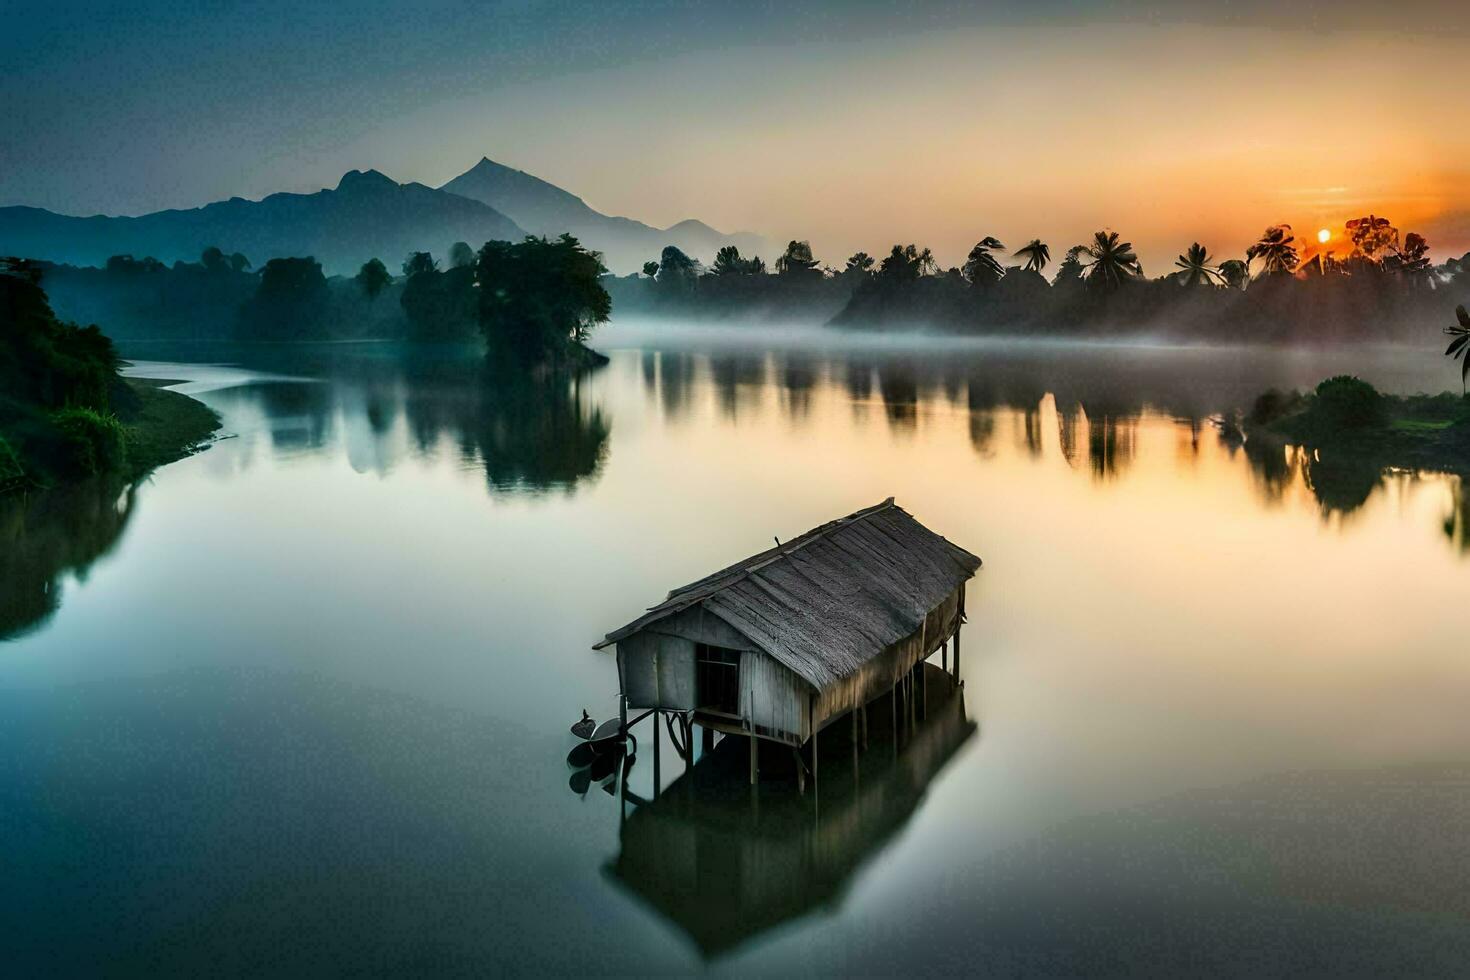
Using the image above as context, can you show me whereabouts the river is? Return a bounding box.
[3,329,1468,974]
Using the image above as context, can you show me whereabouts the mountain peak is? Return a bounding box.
[336,169,398,192]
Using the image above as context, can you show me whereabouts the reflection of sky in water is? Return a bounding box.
[3,343,1468,973]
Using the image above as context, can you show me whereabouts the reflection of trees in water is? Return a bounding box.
[223,353,613,495]
[1057,404,1083,467]
[1300,452,1382,516]
[1020,406,1044,458]
[1242,440,1301,506]
[878,368,919,434]
[709,354,766,420]
[460,371,610,492]
[776,354,817,421]
[0,479,137,640]
[1084,410,1138,480]
[607,664,975,960]
[843,361,874,403]
[967,383,999,455]
[1443,477,1469,556]
[657,352,696,419]
[254,381,337,452]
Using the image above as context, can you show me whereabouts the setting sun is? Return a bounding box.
[1317,228,1331,244]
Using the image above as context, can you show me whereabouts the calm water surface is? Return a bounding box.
[3,331,1469,975]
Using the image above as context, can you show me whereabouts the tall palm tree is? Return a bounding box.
[1446,305,1470,395]
[963,236,1006,284]
[1080,230,1143,289]
[1014,239,1050,274]
[1246,225,1299,277]
[1174,242,1223,287]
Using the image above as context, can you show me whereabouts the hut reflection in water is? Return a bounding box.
[607,662,976,959]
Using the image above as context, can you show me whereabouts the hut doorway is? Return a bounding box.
[695,644,741,715]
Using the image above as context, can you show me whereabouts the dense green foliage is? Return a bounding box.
[476,235,611,365]
[1,261,220,485]
[1312,376,1385,429]
[40,250,260,340]
[356,258,392,299]
[1,259,128,480]
[238,257,330,340]
[401,260,478,342]
[33,234,612,365]
[1248,376,1470,483]
[50,407,128,477]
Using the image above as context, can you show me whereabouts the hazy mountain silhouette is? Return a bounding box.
[440,157,769,274]
[0,170,524,275]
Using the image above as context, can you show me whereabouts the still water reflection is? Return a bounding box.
[2,337,1468,974]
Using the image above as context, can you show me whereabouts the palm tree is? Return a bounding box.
[962,237,1006,285]
[1080,230,1143,289]
[1014,239,1050,274]
[1446,305,1470,395]
[1218,259,1249,290]
[1174,242,1223,287]
[1246,225,1299,277]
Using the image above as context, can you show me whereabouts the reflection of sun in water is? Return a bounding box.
[1317,229,1331,243]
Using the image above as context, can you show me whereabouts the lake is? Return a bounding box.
[3,328,1469,975]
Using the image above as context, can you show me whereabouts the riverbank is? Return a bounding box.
[117,378,221,476]
[1245,376,1470,476]
[0,379,219,495]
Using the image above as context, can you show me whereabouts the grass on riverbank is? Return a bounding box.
[0,379,219,493]
[117,378,221,477]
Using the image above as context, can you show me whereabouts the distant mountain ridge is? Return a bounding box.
[440,157,769,274]
[0,170,525,276]
[0,159,769,276]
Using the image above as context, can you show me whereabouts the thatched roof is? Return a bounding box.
[594,499,981,689]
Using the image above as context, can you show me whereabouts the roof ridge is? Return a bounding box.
[591,497,982,654]
[744,496,895,575]
[660,497,897,605]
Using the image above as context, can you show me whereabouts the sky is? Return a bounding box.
[4,0,1469,272]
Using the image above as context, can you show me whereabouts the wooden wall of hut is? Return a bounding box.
[809,583,963,734]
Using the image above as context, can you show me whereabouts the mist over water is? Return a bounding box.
[1,337,1467,973]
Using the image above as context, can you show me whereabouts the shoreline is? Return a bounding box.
[118,378,222,479]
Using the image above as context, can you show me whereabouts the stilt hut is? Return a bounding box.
[593,499,981,775]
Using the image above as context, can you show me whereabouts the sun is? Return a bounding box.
[1317,228,1331,244]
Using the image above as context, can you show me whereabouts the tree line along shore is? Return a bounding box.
[8,213,1470,492]
[610,218,1469,344]
[1,235,611,489]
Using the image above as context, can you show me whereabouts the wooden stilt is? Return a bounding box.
[749,731,758,786]
[851,710,859,773]
[793,746,806,795]
[953,623,961,684]
[652,712,661,799]
[811,726,819,791]
[922,661,928,719]
[899,669,911,731]
[862,703,869,750]
[942,640,948,674]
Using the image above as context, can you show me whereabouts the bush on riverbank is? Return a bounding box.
[2,259,220,488]
[50,407,128,477]
[1312,376,1386,429]
[1247,375,1470,475]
